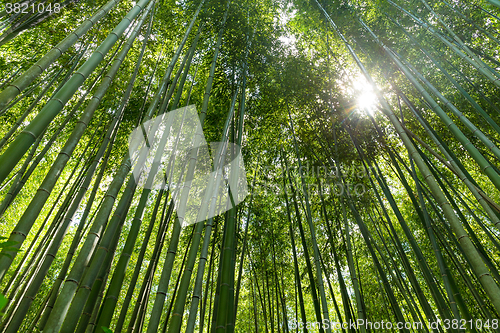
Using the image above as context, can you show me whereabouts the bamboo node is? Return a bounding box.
[38,187,51,195]
[51,97,66,107]
[22,130,37,140]
[12,231,26,237]
[94,49,106,59]
[6,84,21,94]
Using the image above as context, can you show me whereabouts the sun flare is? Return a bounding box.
[353,75,378,114]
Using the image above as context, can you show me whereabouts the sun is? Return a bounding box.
[352,75,378,114]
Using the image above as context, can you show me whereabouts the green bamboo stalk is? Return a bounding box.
[249,259,268,333]
[233,176,256,322]
[408,154,478,331]
[422,148,500,281]
[385,14,500,140]
[0,0,152,187]
[0,0,83,46]
[387,0,500,88]
[36,118,117,331]
[0,66,22,90]
[113,190,171,332]
[365,162,442,327]
[124,197,175,333]
[0,40,86,118]
[442,0,500,46]
[0,42,120,214]
[147,3,230,331]
[2,88,127,333]
[314,0,500,316]
[440,55,500,116]
[79,7,156,329]
[79,182,136,333]
[318,253,344,333]
[184,90,222,333]
[419,0,500,80]
[0,0,123,109]
[251,272,258,333]
[306,149,352,331]
[169,23,203,112]
[0,155,91,331]
[359,119,459,325]
[0,0,155,282]
[1,126,100,310]
[372,142,454,323]
[400,54,500,160]
[41,143,135,333]
[186,28,253,333]
[162,225,196,331]
[356,16,500,192]
[344,181,409,330]
[0,70,99,216]
[479,5,500,20]
[281,160,308,333]
[396,91,500,231]
[368,210,426,326]
[485,0,500,9]
[286,101,330,332]
[41,6,158,333]
[0,129,45,216]
[211,214,229,333]
[136,0,206,132]
[54,174,139,333]
[421,182,498,323]
[35,198,106,331]
[328,128,366,332]
[284,154,323,332]
[174,75,239,333]
[199,221,218,333]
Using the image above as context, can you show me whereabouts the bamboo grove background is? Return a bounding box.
[0,0,500,331]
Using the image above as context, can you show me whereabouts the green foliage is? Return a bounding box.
[0,236,20,259]
[0,293,7,313]
[0,0,499,331]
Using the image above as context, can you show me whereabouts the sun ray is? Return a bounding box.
[353,75,378,114]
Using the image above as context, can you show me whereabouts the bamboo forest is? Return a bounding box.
[2,0,500,331]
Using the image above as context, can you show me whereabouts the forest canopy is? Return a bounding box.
[0,0,500,332]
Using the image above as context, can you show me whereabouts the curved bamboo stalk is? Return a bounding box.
[356,17,500,192]
[0,0,123,109]
[286,101,331,333]
[0,0,155,282]
[0,0,152,187]
[395,91,500,230]
[313,0,500,315]
[387,0,500,88]
[0,60,109,216]
[173,80,239,333]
